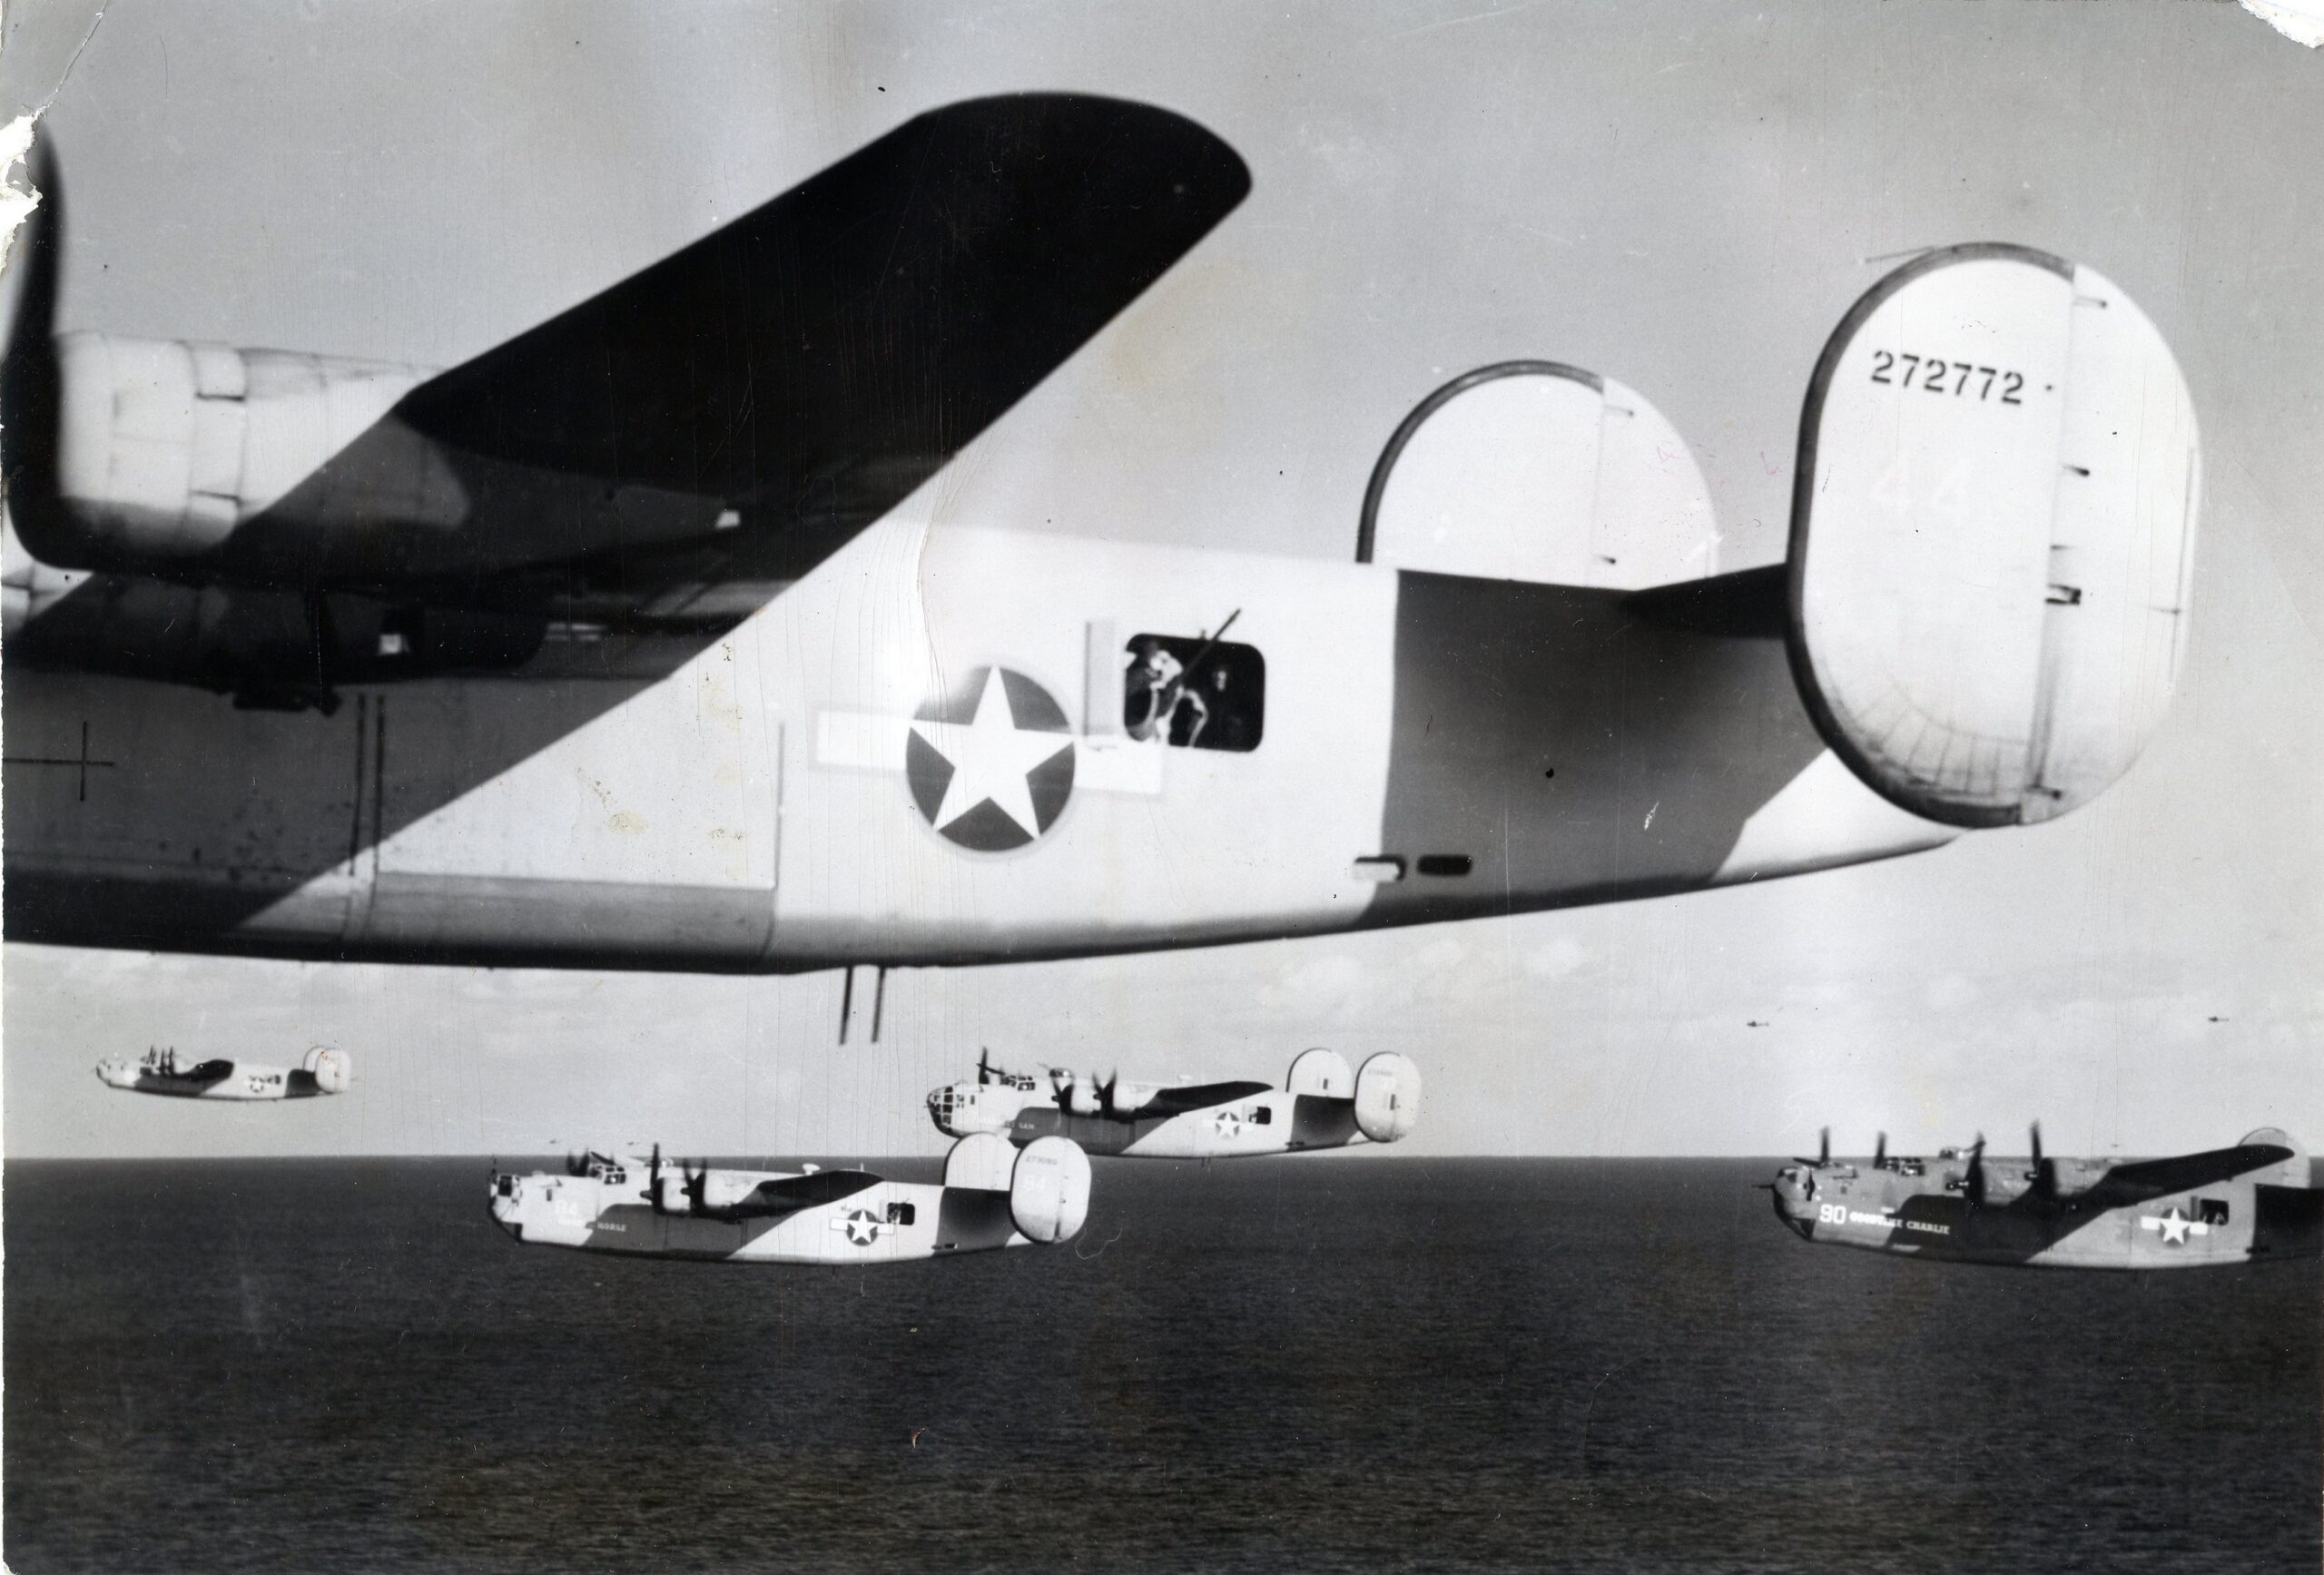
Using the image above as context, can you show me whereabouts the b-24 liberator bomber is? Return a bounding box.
[489,1133,1089,1265]
[95,1045,350,1101]
[1769,1127,2322,1270]
[927,1048,1418,1158]
[4,96,2201,995]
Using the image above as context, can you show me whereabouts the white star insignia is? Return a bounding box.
[910,668,1072,839]
[1213,1109,1243,1140]
[2141,1206,2210,1246]
[833,1209,887,1247]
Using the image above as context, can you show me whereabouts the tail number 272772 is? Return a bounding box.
[1870,350,2024,403]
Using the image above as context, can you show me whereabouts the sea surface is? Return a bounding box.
[5,1158,2317,1574]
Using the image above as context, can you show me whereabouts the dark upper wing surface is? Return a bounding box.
[1140,1080,1275,1117]
[232,94,1251,598]
[730,1169,883,1216]
[2080,1144,2296,1208]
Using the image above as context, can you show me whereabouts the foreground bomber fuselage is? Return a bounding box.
[2,94,2201,978]
[6,536,1914,970]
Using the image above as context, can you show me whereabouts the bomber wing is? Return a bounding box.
[2077,1143,2298,1209]
[719,1168,882,1220]
[170,94,1249,614]
[1137,1080,1275,1117]
[5,95,1251,690]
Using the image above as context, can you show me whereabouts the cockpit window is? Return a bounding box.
[1124,635,1264,752]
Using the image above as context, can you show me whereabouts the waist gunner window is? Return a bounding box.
[1124,634,1265,752]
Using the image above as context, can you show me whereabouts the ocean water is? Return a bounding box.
[5,1158,2316,1574]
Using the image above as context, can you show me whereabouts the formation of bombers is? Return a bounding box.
[16,95,2300,1284]
[490,1047,1415,1267]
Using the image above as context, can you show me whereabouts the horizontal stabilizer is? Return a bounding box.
[1359,361,1718,588]
[1787,244,2200,827]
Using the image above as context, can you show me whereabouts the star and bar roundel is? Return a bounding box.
[905,667,1077,852]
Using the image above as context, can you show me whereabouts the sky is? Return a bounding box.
[3,0,2319,1159]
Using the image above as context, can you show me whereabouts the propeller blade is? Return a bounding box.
[1965,1135,1987,1206]
[1,133,61,552]
[1819,1127,1830,1166]
[2028,1121,2057,1198]
[1874,1131,1888,1168]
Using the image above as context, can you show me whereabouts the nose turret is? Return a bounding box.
[1768,1166,1818,1239]
[927,1084,965,1137]
[488,1171,526,1239]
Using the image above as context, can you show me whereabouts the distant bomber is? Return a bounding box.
[1769,1127,2322,1270]
[927,1048,1420,1158]
[488,1134,1089,1265]
[95,1046,350,1101]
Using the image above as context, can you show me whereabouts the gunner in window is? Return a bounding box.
[1126,640,1208,746]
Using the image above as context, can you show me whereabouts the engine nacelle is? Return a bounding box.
[300,1047,352,1094]
[1286,1047,1353,1098]
[656,1174,694,1214]
[696,1172,762,1214]
[1068,1076,1105,1118]
[1788,245,2199,827]
[0,564,547,703]
[943,1131,1018,1192]
[1009,1137,1091,1245]
[1354,1053,1422,1144]
[44,331,449,566]
[1106,1082,1156,1117]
